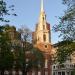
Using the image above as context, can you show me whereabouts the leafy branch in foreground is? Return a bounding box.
[0,0,17,22]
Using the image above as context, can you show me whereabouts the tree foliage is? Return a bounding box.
[53,0,75,69]
[0,25,14,75]
[0,0,17,22]
[30,48,44,69]
[0,0,8,21]
[55,40,75,63]
[53,0,75,41]
[17,27,44,75]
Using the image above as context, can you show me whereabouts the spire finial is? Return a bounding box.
[41,0,44,12]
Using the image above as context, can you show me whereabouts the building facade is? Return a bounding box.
[52,45,75,75]
[52,63,75,75]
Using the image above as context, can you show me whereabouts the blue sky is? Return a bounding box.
[4,0,66,44]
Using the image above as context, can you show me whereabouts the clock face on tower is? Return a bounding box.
[45,45,48,48]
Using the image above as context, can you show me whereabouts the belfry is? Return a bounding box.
[32,0,52,75]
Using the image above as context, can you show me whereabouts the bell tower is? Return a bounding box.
[35,0,51,44]
[32,0,51,53]
[36,0,51,44]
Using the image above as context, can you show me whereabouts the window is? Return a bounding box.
[32,71,35,75]
[43,17,44,21]
[43,34,46,42]
[38,71,41,75]
[62,72,65,75]
[45,59,48,68]
[45,71,48,75]
[74,64,75,68]
[58,72,61,75]
[53,66,55,69]
[67,72,69,75]
[38,37,39,41]
[53,72,55,75]
[71,71,74,75]
[43,25,45,29]
[26,59,29,62]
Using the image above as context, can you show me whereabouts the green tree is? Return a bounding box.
[16,43,44,75]
[55,40,75,63]
[18,27,32,75]
[53,0,75,40]
[53,0,75,62]
[0,0,17,22]
[0,25,14,75]
[53,0,75,74]
[30,47,44,69]
[18,27,44,75]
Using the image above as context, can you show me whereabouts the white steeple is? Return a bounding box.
[34,0,51,44]
[41,0,44,12]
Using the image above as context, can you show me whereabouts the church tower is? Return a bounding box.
[36,0,51,43]
[32,0,52,55]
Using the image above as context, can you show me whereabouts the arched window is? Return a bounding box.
[43,34,46,42]
[43,17,44,21]
[38,37,39,41]
[43,25,45,29]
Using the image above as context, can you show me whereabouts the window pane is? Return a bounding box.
[62,72,65,75]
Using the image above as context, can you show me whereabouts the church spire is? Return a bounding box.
[41,0,44,12]
[33,0,51,45]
